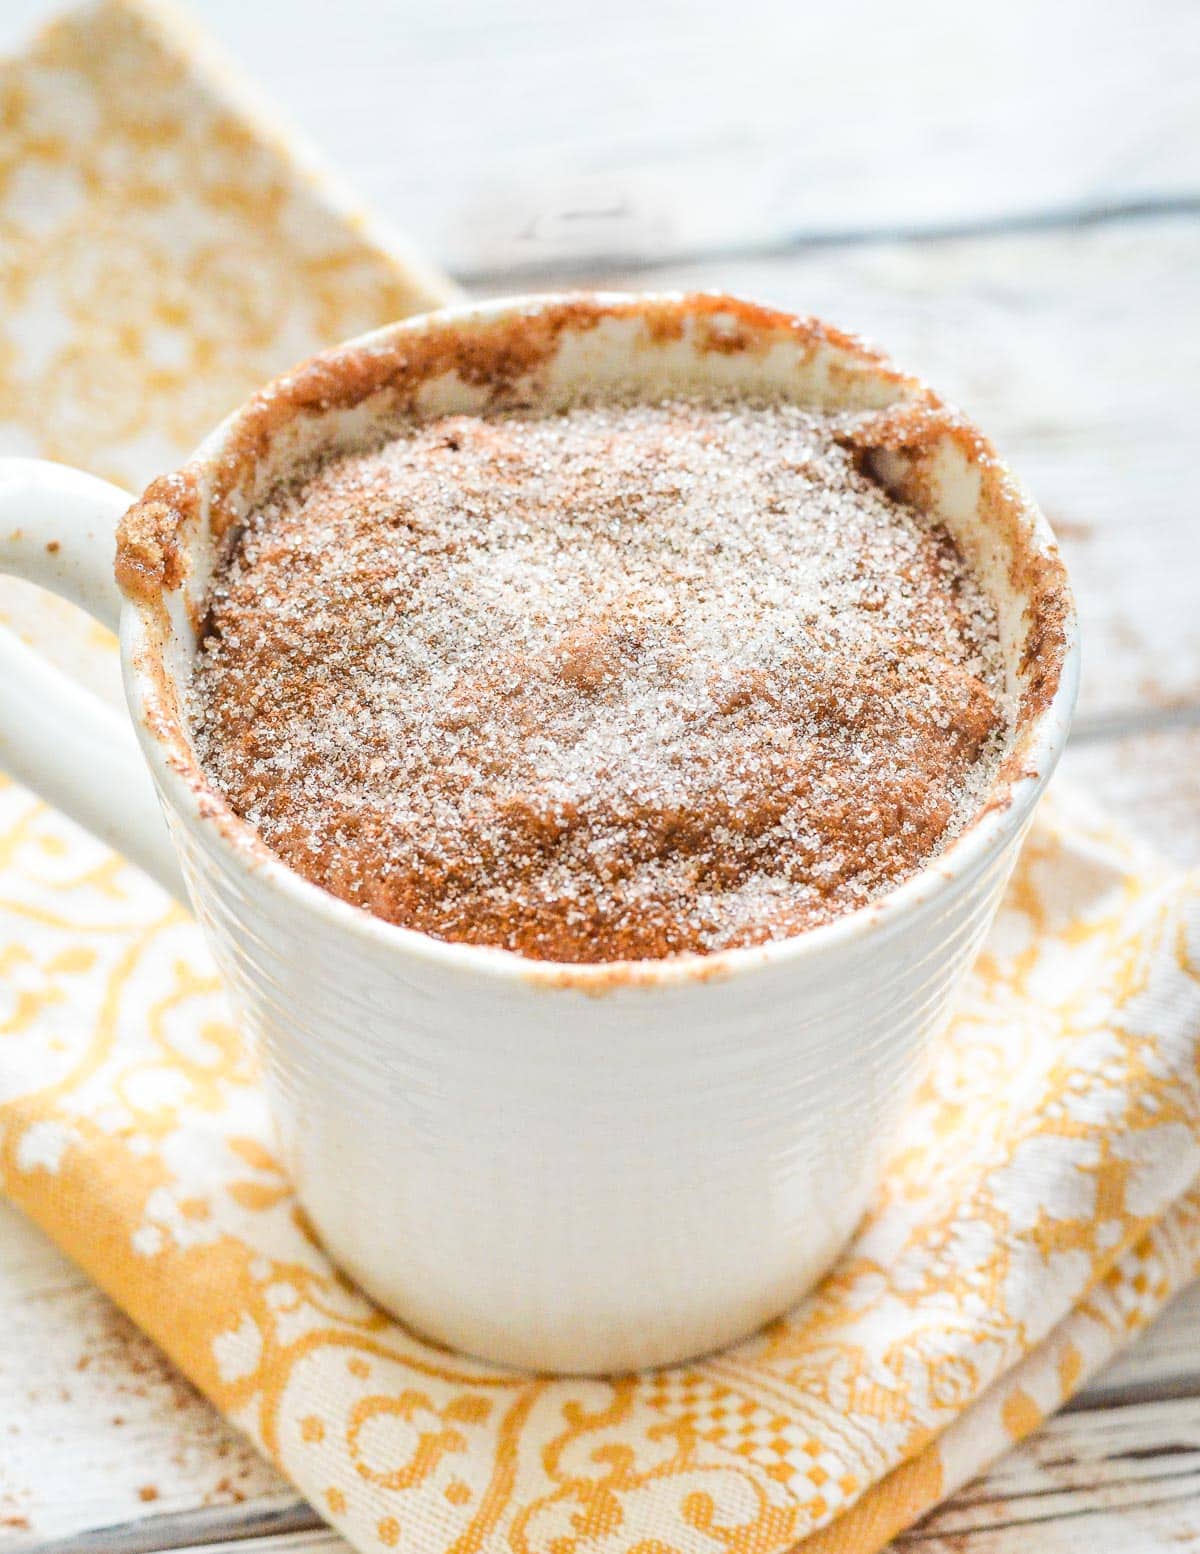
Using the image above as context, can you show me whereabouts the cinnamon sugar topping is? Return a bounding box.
[188,398,1010,962]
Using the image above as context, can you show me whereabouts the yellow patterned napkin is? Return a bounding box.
[0,785,1198,1554]
[2,6,1200,1554]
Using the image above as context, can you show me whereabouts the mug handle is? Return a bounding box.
[0,458,185,901]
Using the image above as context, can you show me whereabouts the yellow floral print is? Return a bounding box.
[0,776,1197,1554]
[0,5,1198,1554]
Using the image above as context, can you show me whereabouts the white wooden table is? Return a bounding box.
[1,1,1198,1548]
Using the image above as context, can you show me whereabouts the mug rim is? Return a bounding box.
[116,290,1080,992]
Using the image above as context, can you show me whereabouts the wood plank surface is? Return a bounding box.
[5,0,1197,276]
[1,5,1195,722]
[0,1,1196,1550]
[0,301,1195,1551]
[1,226,1197,1552]
[1,726,1197,1553]
[0,1203,286,1544]
[4,216,1189,728]
[2,1211,1197,1554]
[899,1397,1200,1553]
[581,214,1200,727]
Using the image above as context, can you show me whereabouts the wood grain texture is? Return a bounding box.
[1,8,1195,724]
[0,2,1195,1549]
[6,0,1196,275]
[2,1219,1197,1554]
[3,725,1198,1552]
[580,214,1200,727]
[1061,726,1200,871]
[0,1205,285,1544]
[900,1394,1200,1552]
[1,225,1198,1546]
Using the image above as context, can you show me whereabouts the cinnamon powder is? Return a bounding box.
[188,398,1009,962]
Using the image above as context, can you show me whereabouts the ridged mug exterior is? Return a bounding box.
[172,805,1023,1372]
[114,294,1079,1373]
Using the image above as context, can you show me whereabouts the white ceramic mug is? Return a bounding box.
[0,294,1078,1373]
